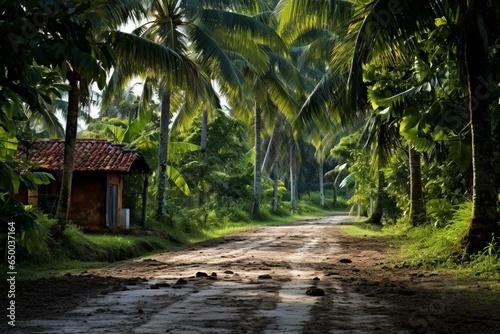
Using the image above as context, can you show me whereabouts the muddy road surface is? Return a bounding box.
[5,215,500,333]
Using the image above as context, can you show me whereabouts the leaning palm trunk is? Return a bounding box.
[55,71,80,233]
[460,0,500,253]
[409,146,427,226]
[271,158,279,213]
[252,104,262,218]
[332,184,337,207]
[289,143,297,212]
[200,109,208,152]
[261,122,280,172]
[198,109,208,206]
[318,157,325,207]
[156,92,170,218]
[366,170,384,225]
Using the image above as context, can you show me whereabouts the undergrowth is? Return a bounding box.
[7,195,349,281]
[340,201,500,277]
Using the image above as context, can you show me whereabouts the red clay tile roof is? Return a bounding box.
[16,139,151,173]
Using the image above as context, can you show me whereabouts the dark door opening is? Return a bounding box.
[108,184,118,227]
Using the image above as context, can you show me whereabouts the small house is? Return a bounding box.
[16,138,151,231]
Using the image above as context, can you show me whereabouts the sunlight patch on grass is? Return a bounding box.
[337,220,385,237]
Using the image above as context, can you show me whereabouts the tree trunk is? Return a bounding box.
[318,157,325,207]
[55,71,80,233]
[353,180,361,216]
[199,110,208,206]
[271,158,279,213]
[332,184,337,207]
[367,170,384,225]
[290,142,297,212]
[262,122,280,172]
[200,109,208,152]
[252,104,262,218]
[141,175,148,229]
[156,92,170,219]
[460,1,500,253]
[409,146,427,226]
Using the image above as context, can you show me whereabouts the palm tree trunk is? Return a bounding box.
[272,158,279,213]
[460,1,500,253]
[198,110,209,206]
[332,183,337,207]
[55,71,80,233]
[409,146,427,226]
[200,109,208,152]
[156,92,170,219]
[290,143,297,212]
[318,157,325,207]
[367,170,384,225]
[252,104,262,218]
[141,175,148,229]
[262,122,280,172]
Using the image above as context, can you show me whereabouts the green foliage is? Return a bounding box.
[341,201,499,277]
[1,158,54,259]
[12,182,348,280]
[169,110,253,212]
[25,216,172,265]
[393,202,497,274]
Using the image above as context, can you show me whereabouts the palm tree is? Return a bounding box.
[31,0,149,231]
[227,42,301,217]
[263,128,283,213]
[105,0,286,218]
[358,113,399,225]
[282,0,500,253]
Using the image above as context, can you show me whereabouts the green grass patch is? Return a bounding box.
[337,219,385,237]
[5,215,178,281]
[157,201,348,244]
[6,197,349,281]
[339,202,500,278]
[13,258,107,281]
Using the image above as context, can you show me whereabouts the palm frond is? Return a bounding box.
[268,51,306,93]
[108,31,210,100]
[344,0,447,109]
[275,0,352,43]
[198,9,287,55]
[262,72,299,123]
[298,70,352,128]
[101,67,136,112]
[360,113,400,169]
[87,0,148,31]
[181,0,274,16]
[187,24,245,87]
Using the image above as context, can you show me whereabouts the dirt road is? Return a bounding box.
[6,215,500,333]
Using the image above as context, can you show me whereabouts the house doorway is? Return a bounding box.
[108,184,118,227]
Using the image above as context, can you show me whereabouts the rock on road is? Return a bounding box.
[14,215,413,333]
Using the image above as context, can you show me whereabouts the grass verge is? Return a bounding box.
[6,197,348,281]
[338,203,500,306]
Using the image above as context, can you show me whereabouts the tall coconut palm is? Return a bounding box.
[358,112,400,225]
[227,39,302,217]
[31,0,150,231]
[281,0,500,253]
[105,0,287,218]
